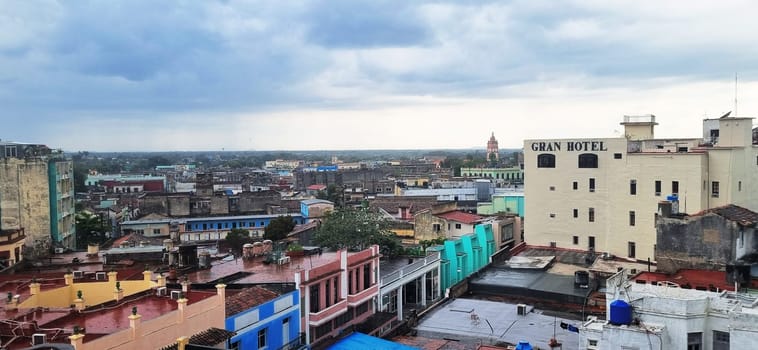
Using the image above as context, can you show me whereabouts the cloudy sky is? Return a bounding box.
[2,0,758,152]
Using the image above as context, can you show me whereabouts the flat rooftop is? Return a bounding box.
[187,251,342,284]
[415,298,581,349]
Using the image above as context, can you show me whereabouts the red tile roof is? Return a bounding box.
[307,184,327,191]
[692,204,758,226]
[435,211,484,225]
[160,327,237,350]
[225,286,280,316]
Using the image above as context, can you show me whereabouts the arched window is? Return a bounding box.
[578,153,598,168]
[537,154,555,168]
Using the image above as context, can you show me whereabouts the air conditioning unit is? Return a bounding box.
[170,290,182,300]
[517,304,528,316]
[95,272,107,281]
[73,271,84,279]
[156,287,167,296]
[32,333,46,345]
[54,247,65,254]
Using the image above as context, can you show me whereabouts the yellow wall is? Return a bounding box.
[20,272,156,309]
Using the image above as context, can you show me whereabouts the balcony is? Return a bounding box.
[347,284,379,306]
[309,299,348,326]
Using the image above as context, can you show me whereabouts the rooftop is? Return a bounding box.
[225,286,280,316]
[692,204,758,226]
[159,327,237,350]
[186,251,342,284]
[435,211,484,225]
[414,298,581,349]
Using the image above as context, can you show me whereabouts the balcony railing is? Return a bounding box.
[381,251,441,286]
[278,333,307,350]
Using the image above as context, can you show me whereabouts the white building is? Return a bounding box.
[580,270,758,349]
[524,115,758,261]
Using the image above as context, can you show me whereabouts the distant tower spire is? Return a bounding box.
[486,132,499,162]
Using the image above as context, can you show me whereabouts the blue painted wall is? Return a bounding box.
[185,214,304,231]
[226,289,302,350]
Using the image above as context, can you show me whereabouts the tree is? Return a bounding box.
[224,228,251,257]
[264,215,296,241]
[314,207,401,257]
[75,211,106,249]
[316,184,342,206]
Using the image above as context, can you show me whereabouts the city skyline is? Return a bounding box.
[2,1,758,151]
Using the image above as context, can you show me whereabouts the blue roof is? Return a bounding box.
[327,333,418,350]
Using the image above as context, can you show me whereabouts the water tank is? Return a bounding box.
[609,300,633,325]
[515,341,532,350]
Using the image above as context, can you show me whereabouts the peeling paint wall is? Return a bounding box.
[655,213,746,273]
[0,158,52,249]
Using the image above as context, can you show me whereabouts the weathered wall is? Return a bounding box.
[210,195,228,215]
[656,214,738,273]
[414,211,448,242]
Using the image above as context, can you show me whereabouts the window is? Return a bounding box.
[325,279,331,306]
[588,208,595,222]
[314,322,333,340]
[433,224,441,232]
[573,236,579,245]
[573,209,578,218]
[712,181,720,198]
[4,146,17,158]
[455,223,462,229]
[310,284,320,313]
[628,242,636,258]
[578,153,598,168]
[258,328,267,348]
[589,178,595,192]
[687,332,702,350]
[655,180,661,196]
[333,277,339,304]
[713,330,730,350]
[502,224,514,241]
[230,341,240,350]
[740,230,745,248]
[572,181,578,190]
[348,270,355,294]
[549,213,555,218]
[363,263,371,290]
[629,211,635,226]
[630,180,637,195]
[537,154,556,168]
[549,186,555,191]
[614,153,622,159]
[588,236,595,250]
[738,181,742,191]
[356,300,370,315]
[672,181,679,194]
[588,339,598,346]
[153,229,161,235]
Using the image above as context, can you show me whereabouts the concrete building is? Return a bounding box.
[656,204,758,274]
[477,191,525,217]
[524,115,758,262]
[580,269,758,349]
[378,251,442,331]
[0,269,227,350]
[85,173,166,193]
[0,228,25,268]
[225,286,304,350]
[461,167,523,184]
[121,213,306,241]
[0,141,75,252]
[294,245,381,348]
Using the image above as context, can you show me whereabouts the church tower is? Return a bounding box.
[486,132,499,162]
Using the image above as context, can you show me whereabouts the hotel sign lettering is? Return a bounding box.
[531,141,608,152]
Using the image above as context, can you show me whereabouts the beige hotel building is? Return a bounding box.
[524,114,758,261]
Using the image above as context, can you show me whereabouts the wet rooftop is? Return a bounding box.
[415,298,581,349]
[186,251,342,284]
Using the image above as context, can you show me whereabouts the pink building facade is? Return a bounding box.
[295,245,380,348]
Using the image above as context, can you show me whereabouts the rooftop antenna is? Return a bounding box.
[734,73,738,118]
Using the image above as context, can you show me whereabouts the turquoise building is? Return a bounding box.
[431,224,496,291]
[477,193,525,217]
